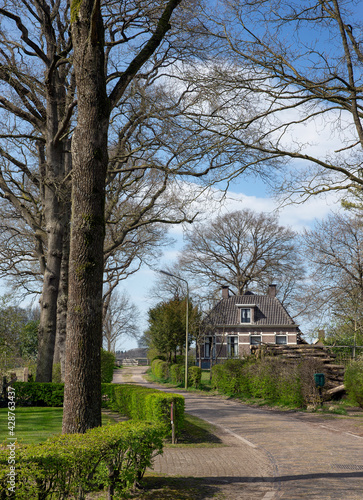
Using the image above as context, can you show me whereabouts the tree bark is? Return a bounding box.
[35,140,67,382]
[63,0,182,433]
[62,0,110,433]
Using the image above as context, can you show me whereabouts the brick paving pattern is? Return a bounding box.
[112,367,363,499]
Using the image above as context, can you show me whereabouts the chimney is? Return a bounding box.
[268,284,277,298]
[318,330,325,342]
[221,286,230,299]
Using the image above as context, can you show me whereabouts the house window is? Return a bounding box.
[205,336,213,358]
[227,336,238,357]
[276,335,287,345]
[250,335,261,345]
[240,308,251,323]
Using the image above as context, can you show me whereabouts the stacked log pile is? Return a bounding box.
[253,344,345,393]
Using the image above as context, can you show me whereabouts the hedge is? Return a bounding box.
[188,366,202,388]
[11,382,64,407]
[345,358,363,408]
[151,359,169,380]
[102,383,184,437]
[154,361,201,388]
[211,357,324,408]
[101,349,116,383]
[10,382,184,437]
[0,420,163,499]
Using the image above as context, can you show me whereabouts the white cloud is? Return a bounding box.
[165,180,342,236]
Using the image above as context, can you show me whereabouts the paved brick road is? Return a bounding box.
[113,368,363,499]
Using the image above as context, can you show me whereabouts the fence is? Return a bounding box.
[323,345,363,366]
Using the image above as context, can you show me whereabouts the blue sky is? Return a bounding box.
[119,173,341,352]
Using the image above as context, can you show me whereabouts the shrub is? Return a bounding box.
[101,348,116,383]
[170,363,184,384]
[188,366,202,388]
[0,421,164,499]
[102,383,184,438]
[298,357,325,407]
[210,356,326,408]
[12,382,64,407]
[246,359,278,399]
[345,358,363,408]
[151,359,169,380]
[211,359,250,395]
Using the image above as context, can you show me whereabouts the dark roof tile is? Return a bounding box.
[208,292,296,326]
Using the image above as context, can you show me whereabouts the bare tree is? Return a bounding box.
[302,211,363,327]
[179,209,303,303]
[103,290,139,353]
[192,0,363,200]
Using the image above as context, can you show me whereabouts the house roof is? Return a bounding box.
[207,292,297,327]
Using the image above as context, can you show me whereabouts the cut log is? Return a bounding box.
[326,384,345,397]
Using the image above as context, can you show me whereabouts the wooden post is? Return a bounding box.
[171,402,175,444]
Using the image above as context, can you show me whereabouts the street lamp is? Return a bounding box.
[158,269,189,389]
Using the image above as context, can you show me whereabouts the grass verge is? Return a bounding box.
[0,407,118,444]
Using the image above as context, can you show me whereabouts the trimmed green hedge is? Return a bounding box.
[188,366,202,388]
[153,361,201,388]
[151,359,169,380]
[11,382,185,438]
[102,383,184,437]
[12,382,64,407]
[170,363,184,384]
[0,420,163,499]
[101,349,116,383]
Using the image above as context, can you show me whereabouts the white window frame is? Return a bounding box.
[205,336,213,358]
[250,334,262,345]
[227,336,239,357]
[240,308,251,324]
[275,334,287,345]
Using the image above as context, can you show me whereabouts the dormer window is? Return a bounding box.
[241,308,251,323]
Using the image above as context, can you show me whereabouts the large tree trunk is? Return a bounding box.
[53,226,70,381]
[62,0,110,433]
[53,142,72,381]
[35,141,66,382]
[36,52,72,382]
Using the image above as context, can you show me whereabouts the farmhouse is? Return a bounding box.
[200,285,303,368]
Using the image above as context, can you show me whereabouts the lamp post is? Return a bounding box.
[158,269,189,389]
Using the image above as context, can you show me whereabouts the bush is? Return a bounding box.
[12,382,64,407]
[0,420,164,499]
[151,359,169,380]
[101,348,116,383]
[210,356,326,408]
[345,358,363,408]
[211,359,250,395]
[188,366,202,388]
[170,363,184,384]
[102,383,185,438]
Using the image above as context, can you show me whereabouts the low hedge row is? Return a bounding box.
[11,382,64,407]
[101,349,116,383]
[102,383,184,437]
[0,420,163,499]
[151,360,202,388]
[10,382,185,438]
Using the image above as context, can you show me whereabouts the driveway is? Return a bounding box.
[112,367,363,499]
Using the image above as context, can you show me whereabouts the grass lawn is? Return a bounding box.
[0,407,118,444]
